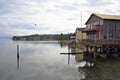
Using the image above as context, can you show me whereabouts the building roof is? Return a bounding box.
[76,28,86,31]
[85,13,120,24]
[93,13,120,20]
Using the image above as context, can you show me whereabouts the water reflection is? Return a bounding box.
[68,54,70,65]
[78,68,86,80]
[68,45,70,65]
[1,40,119,80]
[13,41,59,45]
[79,58,120,80]
[75,46,120,80]
[60,45,87,79]
[60,45,94,67]
[60,45,75,65]
[5,41,79,80]
[59,41,69,48]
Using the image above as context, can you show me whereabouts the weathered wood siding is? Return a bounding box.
[86,15,104,40]
[103,20,120,39]
[86,14,120,40]
[86,15,104,27]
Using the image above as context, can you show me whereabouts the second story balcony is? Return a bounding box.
[82,25,103,33]
[91,25,103,31]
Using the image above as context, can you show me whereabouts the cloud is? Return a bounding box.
[86,0,110,7]
[0,0,120,38]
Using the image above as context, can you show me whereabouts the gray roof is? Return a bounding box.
[93,13,120,20]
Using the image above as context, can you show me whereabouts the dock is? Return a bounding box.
[80,39,120,59]
[81,39,120,45]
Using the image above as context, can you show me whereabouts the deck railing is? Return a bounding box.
[82,39,120,45]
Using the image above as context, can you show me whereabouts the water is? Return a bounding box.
[0,39,84,80]
[0,39,120,80]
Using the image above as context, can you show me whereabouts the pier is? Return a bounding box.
[81,39,120,59]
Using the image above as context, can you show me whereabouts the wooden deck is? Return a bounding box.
[81,39,120,46]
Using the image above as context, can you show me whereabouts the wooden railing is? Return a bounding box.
[91,26,103,31]
[82,39,120,45]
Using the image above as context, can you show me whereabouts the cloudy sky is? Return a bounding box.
[0,0,120,38]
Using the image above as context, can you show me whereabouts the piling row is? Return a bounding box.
[84,45,120,59]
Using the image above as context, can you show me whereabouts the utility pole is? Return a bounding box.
[81,11,82,28]
[81,11,83,40]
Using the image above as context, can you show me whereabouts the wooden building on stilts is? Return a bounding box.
[82,13,120,59]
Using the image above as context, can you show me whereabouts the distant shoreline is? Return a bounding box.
[12,34,71,41]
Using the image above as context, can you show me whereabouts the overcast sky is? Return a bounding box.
[0,0,120,38]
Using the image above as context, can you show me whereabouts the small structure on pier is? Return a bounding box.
[75,28,86,43]
[70,33,76,43]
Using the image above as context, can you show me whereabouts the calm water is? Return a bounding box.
[0,39,120,80]
[0,39,84,80]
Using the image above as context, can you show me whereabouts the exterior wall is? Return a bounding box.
[76,29,86,43]
[103,20,120,39]
[86,15,104,40]
[86,15,104,29]
[76,29,82,42]
[82,33,87,40]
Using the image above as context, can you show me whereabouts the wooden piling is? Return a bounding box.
[17,45,19,58]
[17,45,19,70]
[82,40,120,59]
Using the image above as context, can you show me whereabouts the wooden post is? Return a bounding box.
[85,45,89,57]
[17,45,19,58]
[68,54,70,65]
[93,46,97,60]
[68,44,70,65]
[86,45,89,52]
[90,46,93,53]
[17,45,19,53]
[17,45,19,70]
